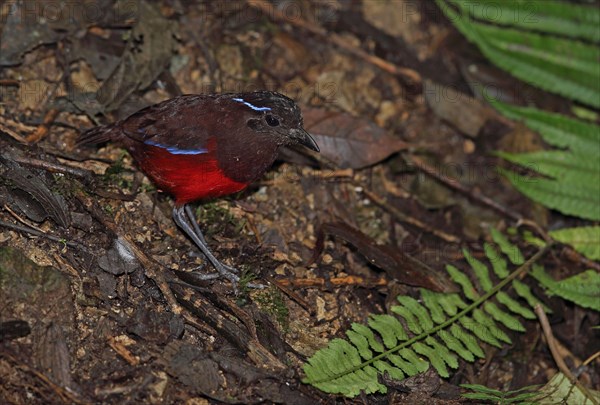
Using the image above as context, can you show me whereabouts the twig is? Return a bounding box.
[247,0,421,86]
[275,275,388,288]
[535,304,598,405]
[0,121,28,143]
[409,155,523,221]
[3,204,46,233]
[517,218,552,243]
[0,218,85,250]
[260,168,354,187]
[107,336,139,366]
[266,275,314,315]
[26,108,60,143]
[582,351,600,367]
[171,283,287,370]
[244,213,263,245]
[0,79,20,86]
[10,154,93,181]
[361,188,460,243]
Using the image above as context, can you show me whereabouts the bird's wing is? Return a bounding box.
[120,95,218,154]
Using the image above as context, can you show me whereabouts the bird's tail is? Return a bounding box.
[77,124,120,146]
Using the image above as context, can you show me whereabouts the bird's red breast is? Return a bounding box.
[135,140,248,205]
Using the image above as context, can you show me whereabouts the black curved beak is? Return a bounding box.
[290,128,320,152]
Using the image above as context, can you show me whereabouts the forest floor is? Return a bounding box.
[0,1,598,404]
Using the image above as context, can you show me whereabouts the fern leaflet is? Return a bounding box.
[436,0,600,107]
[303,237,553,397]
[491,101,600,221]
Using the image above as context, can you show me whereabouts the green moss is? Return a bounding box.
[103,204,114,214]
[196,202,245,237]
[253,287,289,332]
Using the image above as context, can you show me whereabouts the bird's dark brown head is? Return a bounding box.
[223,91,319,152]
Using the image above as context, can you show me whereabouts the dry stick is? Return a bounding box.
[0,218,85,250]
[247,0,421,85]
[3,204,46,233]
[409,155,523,221]
[27,108,60,143]
[0,79,20,86]
[0,121,28,143]
[582,351,600,368]
[0,115,38,132]
[276,275,387,288]
[11,154,93,181]
[361,188,460,243]
[266,274,314,314]
[535,304,599,405]
[107,336,140,366]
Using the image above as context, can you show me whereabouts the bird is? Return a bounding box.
[79,91,319,287]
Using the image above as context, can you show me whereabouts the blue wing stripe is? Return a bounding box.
[232,98,272,111]
[144,140,208,155]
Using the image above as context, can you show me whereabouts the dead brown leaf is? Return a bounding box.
[311,221,456,292]
[303,107,408,169]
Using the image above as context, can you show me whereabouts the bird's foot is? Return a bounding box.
[173,205,265,292]
[189,262,265,292]
[189,251,238,273]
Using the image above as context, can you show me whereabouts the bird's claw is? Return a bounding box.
[174,206,263,292]
[189,262,265,292]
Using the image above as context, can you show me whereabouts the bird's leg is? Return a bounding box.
[174,205,265,290]
[173,205,239,283]
[183,205,238,274]
[183,205,207,246]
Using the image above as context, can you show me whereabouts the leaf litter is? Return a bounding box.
[0,1,595,403]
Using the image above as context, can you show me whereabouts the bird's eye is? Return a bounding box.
[265,115,280,127]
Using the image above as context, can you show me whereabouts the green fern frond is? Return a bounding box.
[498,150,599,185]
[490,102,600,155]
[450,0,600,42]
[489,101,600,221]
[436,0,600,107]
[436,0,600,217]
[497,167,600,221]
[531,265,600,311]
[549,226,600,261]
[512,279,552,314]
[303,236,553,397]
[461,382,541,404]
[490,228,525,265]
[474,22,599,75]
[496,291,536,320]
